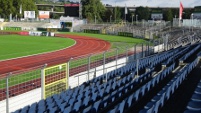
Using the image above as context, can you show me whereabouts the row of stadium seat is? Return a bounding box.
[140,57,199,113]
[179,44,201,62]
[13,43,201,113]
[184,79,201,113]
[108,63,175,113]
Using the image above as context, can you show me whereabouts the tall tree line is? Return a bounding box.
[0,0,37,19]
[0,0,194,21]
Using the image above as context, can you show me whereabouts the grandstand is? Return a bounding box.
[3,22,55,29]
[11,31,201,113]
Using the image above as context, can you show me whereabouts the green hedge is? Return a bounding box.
[58,28,70,32]
[37,28,47,31]
[84,29,100,34]
[37,28,70,32]
[3,27,21,31]
[118,32,133,37]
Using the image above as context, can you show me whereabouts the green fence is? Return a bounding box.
[3,27,22,31]
[37,28,70,32]
[84,29,100,34]
[118,32,133,37]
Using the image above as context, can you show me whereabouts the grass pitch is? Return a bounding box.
[0,35,75,60]
[63,32,147,48]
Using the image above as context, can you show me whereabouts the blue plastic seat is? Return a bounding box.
[187,101,201,110]
[125,95,133,109]
[184,109,201,113]
[191,93,201,102]
[116,100,125,113]
[49,106,58,113]
[194,88,201,94]
[133,89,140,101]
[152,99,161,113]
[108,107,117,113]
[68,98,76,106]
[82,105,92,113]
[20,105,29,113]
[91,100,101,113]
[83,96,90,107]
[63,106,72,113]
[59,102,68,111]
[73,100,81,112]
[28,103,37,113]
[139,105,154,113]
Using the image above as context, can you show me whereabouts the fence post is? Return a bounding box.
[116,48,119,70]
[142,43,144,58]
[103,51,106,75]
[126,46,128,63]
[134,44,137,61]
[6,73,11,113]
[88,55,91,81]
[148,41,150,56]
[67,58,73,88]
[158,39,160,53]
[105,69,108,82]
[41,64,47,99]
[136,59,139,76]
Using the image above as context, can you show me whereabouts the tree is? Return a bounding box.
[164,9,173,21]
[0,0,15,18]
[82,0,105,23]
[0,0,38,19]
[103,8,113,22]
[114,7,122,22]
[135,6,150,20]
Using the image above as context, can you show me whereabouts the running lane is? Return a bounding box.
[0,34,111,75]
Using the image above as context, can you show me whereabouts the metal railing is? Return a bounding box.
[0,43,152,113]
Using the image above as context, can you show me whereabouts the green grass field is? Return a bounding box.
[0,35,75,60]
[63,32,147,48]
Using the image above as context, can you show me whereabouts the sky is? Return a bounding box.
[100,0,201,7]
[68,0,199,8]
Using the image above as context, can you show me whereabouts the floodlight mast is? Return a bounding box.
[79,0,82,19]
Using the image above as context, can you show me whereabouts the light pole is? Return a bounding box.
[95,15,96,24]
[115,1,116,23]
[132,14,134,25]
[110,15,112,23]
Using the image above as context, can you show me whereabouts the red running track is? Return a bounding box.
[0,34,111,76]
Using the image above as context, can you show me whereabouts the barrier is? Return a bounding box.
[3,27,21,31]
[118,32,133,37]
[42,63,69,99]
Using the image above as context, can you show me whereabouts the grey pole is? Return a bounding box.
[41,64,47,99]
[116,48,119,70]
[103,51,106,75]
[88,55,91,81]
[142,43,144,58]
[158,39,160,53]
[6,73,12,113]
[136,59,139,76]
[148,41,150,56]
[67,58,73,89]
[126,46,128,63]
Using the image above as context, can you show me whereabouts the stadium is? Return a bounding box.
[0,0,201,113]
